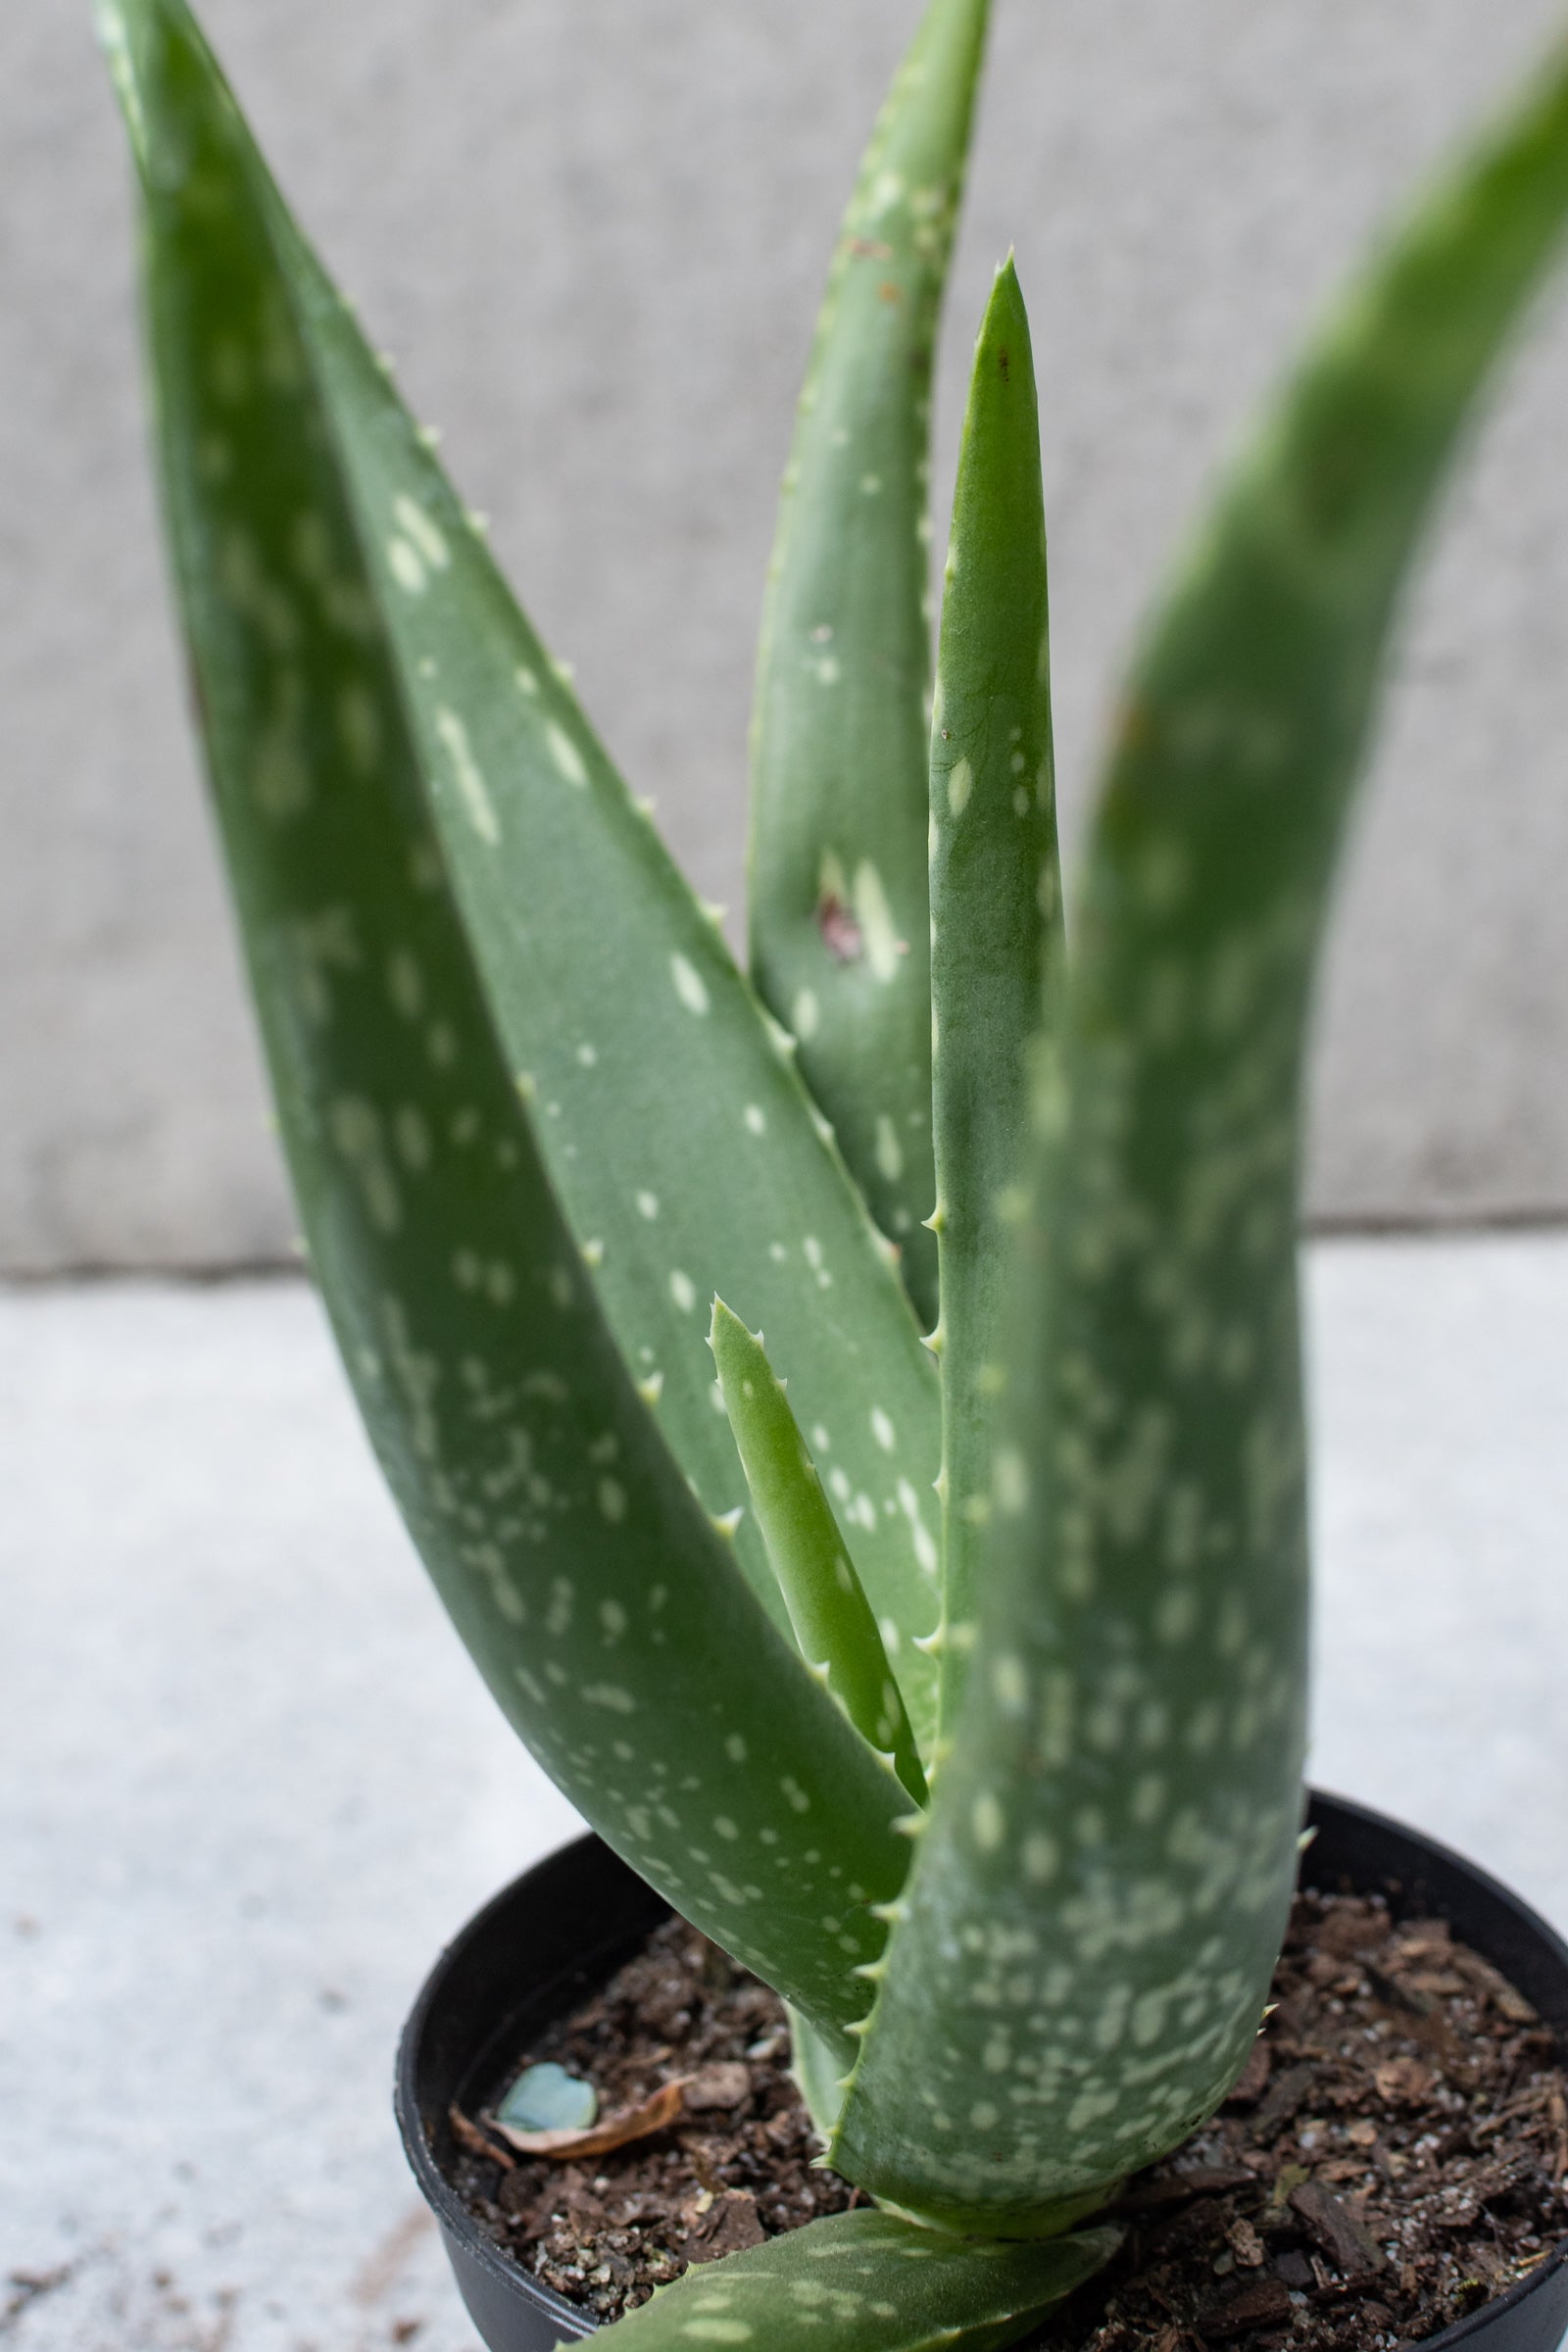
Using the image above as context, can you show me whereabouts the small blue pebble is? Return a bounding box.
[496,2061,598,2133]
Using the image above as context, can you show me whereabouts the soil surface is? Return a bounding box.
[446,1885,1567,2344]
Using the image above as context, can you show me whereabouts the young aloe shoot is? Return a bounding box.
[925,251,1063,1750]
[710,1299,928,1808]
[99,0,1568,2336]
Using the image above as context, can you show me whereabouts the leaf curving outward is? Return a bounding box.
[269,121,950,1748]
[710,1300,927,1807]
[574,2209,1119,2352]
[749,0,993,1329]
[100,0,949,1758]
[832,37,1568,2228]
[926,257,1062,1748]
[103,0,915,2052]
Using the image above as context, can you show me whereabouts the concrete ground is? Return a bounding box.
[2,1234,1565,2352]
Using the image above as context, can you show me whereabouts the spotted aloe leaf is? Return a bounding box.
[926,257,1062,1748]
[748,0,992,1329]
[578,2209,1119,2352]
[101,0,948,1754]
[710,1299,928,1807]
[831,43,1568,2228]
[100,0,917,2050]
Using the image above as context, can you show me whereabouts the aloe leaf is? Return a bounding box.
[927,257,1062,1748]
[787,2003,850,2140]
[102,0,916,2049]
[578,2210,1119,2352]
[710,1300,928,1807]
[831,39,1568,2225]
[101,0,948,1749]
[748,0,993,1328]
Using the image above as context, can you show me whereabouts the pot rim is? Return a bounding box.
[395,1788,1568,2348]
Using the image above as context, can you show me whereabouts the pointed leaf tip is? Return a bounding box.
[927,251,1060,1744]
[95,0,154,167]
[747,0,995,1324]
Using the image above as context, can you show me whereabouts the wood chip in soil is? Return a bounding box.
[442,1888,1566,2340]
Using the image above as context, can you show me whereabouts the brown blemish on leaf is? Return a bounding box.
[817,893,864,964]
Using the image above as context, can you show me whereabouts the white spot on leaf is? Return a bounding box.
[994,1446,1030,1517]
[972,1792,1004,1851]
[670,955,710,1016]
[546,720,588,787]
[1023,1831,1059,1884]
[435,707,499,845]
[874,1115,904,1183]
[392,492,450,572]
[853,861,902,983]
[386,536,425,594]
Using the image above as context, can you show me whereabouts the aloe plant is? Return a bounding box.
[100,0,1568,2340]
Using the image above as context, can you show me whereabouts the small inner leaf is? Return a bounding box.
[495,2062,598,2135]
[711,1299,928,1807]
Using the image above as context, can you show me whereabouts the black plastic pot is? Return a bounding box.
[396,1792,1568,2352]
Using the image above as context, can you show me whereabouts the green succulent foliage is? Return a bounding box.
[270,240,950,1750]
[926,256,1063,1746]
[99,0,918,2055]
[710,1299,928,1807]
[830,35,1568,2230]
[749,0,992,1330]
[102,0,1568,2331]
[100,0,958,1764]
[568,2209,1120,2352]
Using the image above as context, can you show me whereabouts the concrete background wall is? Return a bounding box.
[6,0,1568,1272]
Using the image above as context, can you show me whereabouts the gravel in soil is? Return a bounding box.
[446,1887,1567,2343]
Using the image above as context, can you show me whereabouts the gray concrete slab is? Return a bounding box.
[1308,1234,1568,1933]
[2,1237,1565,2348]
[8,0,1568,1270]
[0,1276,581,2352]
